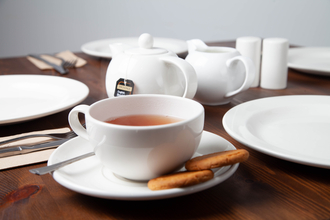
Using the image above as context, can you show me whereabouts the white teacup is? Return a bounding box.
[68,94,204,181]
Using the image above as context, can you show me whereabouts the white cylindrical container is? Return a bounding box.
[260,38,289,89]
[236,36,261,87]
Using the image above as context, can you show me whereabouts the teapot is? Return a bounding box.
[105,33,197,99]
[185,39,255,105]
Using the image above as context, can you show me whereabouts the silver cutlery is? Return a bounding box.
[57,57,77,69]
[29,152,95,175]
[28,54,68,74]
[0,138,72,158]
[48,54,77,69]
[0,129,77,146]
[28,152,206,176]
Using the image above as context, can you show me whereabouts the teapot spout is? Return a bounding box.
[109,43,133,56]
[186,39,208,53]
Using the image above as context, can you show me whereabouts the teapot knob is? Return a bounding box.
[139,33,153,49]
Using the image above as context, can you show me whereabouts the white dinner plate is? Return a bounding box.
[288,47,330,76]
[0,75,89,125]
[223,95,330,169]
[81,37,188,58]
[48,131,239,201]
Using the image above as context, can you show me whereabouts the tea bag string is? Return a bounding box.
[124,54,133,86]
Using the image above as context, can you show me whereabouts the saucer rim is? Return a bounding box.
[49,131,239,200]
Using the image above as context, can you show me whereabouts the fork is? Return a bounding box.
[47,55,77,72]
[60,58,77,69]
[0,126,82,146]
[53,56,77,69]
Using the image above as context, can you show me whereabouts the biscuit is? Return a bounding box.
[185,149,249,171]
[148,170,214,191]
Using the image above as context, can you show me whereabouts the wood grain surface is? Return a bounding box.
[0,41,329,220]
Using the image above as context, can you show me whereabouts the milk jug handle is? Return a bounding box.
[225,56,255,98]
[160,56,198,99]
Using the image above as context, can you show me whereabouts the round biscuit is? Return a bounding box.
[185,149,249,171]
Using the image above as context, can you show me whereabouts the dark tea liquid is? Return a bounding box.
[105,114,183,126]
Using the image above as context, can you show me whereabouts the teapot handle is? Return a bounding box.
[225,56,255,98]
[160,56,198,99]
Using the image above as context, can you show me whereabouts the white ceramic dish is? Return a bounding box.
[288,47,330,76]
[48,131,238,201]
[223,95,330,169]
[0,75,89,125]
[81,37,188,58]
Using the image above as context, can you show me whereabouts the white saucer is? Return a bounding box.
[48,131,238,201]
[81,37,188,58]
[288,47,330,76]
[0,75,89,125]
[223,95,330,169]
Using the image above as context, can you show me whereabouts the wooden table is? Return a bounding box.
[0,42,330,220]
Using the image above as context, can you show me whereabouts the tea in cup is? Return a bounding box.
[68,94,204,181]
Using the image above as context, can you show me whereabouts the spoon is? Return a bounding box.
[29,152,95,175]
[29,151,206,176]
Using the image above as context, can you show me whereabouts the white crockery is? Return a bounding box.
[48,131,238,200]
[185,39,255,105]
[69,94,204,181]
[288,47,330,76]
[81,37,188,58]
[0,75,89,125]
[260,38,289,90]
[223,95,330,169]
[236,36,262,87]
[105,33,197,99]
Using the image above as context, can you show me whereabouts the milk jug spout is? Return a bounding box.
[186,39,208,53]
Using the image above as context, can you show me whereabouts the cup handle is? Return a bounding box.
[160,56,198,99]
[68,105,90,141]
[225,56,256,98]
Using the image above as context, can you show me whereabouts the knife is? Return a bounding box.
[28,54,68,74]
[0,138,72,158]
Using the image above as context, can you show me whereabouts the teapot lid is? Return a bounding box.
[125,33,167,55]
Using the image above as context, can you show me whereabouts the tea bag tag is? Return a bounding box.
[114,78,134,97]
